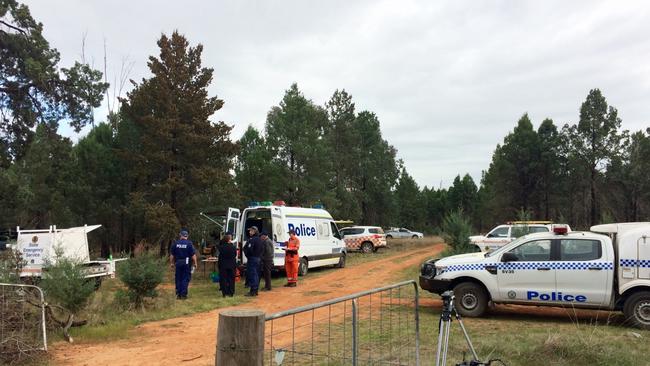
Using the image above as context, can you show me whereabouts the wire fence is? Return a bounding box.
[264,280,420,366]
[0,283,47,364]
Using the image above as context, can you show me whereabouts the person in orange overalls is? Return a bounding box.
[283,229,301,287]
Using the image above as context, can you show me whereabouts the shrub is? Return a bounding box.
[40,249,96,342]
[0,249,24,283]
[118,250,166,309]
[441,210,475,255]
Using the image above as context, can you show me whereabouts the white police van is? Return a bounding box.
[226,202,347,275]
[420,222,650,329]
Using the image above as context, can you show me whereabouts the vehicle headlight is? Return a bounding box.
[420,262,436,277]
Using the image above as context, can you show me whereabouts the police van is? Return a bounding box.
[226,202,347,276]
[419,222,650,329]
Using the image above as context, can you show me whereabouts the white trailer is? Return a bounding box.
[15,225,119,285]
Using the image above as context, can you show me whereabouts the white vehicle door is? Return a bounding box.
[497,239,555,303]
[226,208,240,240]
[555,238,611,306]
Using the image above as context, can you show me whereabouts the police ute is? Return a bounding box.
[226,201,347,276]
[419,222,650,329]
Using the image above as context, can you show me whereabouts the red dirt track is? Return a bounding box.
[52,244,443,365]
[51,241,619,365]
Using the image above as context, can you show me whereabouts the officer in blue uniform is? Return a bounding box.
[170,229,198,300]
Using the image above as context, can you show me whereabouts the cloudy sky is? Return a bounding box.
[24,0,650,188]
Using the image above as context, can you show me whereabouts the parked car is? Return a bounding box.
[470,221,571,251]
[385,227,423,239]
[340,226,387,253]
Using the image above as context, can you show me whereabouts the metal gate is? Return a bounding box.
[264,280,420,365]
[0,283,48,362]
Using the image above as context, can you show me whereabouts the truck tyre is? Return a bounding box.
[453,282,488,317]
[298,257,308,276]
[412,235,418,239]
[386,235,393,239]
[361,242,374,253]
[623,292,650,329]
[337,253,346,268]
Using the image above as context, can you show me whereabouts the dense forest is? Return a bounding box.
[1,1,649,255]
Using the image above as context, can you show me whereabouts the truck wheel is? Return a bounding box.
[386,235,393,239]
[361,242,374,253]
[298,258,308,276]
[337,253,346,268]
[412,235,418,239]
[623,292,650,330]
[453,282,488,317]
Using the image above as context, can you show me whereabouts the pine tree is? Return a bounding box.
[119,31,237,244]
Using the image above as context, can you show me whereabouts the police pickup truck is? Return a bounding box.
[419,222,650,329]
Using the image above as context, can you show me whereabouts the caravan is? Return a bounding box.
[226,203,347,276]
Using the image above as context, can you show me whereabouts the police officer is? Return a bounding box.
[260,231,274,291]
[218,232,237,297]
[244,226,264,296]
[170,229,197,300]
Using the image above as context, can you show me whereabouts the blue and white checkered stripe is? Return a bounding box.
[620,259,650,268]
[445,261,613,272]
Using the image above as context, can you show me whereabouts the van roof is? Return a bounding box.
[246,205,333,220]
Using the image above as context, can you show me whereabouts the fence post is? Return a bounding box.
[216,309,265,366]
[352,299,358,366]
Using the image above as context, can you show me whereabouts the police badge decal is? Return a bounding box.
[507,290,516,299]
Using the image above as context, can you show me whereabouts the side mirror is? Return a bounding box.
[486,233,494,238]
[501,252,518,262]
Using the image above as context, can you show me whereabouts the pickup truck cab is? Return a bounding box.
[470,221,570,251]
[420,222,650,329]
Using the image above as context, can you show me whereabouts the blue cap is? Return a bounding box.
[180,230,189,237]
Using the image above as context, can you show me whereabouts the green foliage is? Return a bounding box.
[40,250,95,315]
[265,83,332,206]
[441,210,474,254]
[118,31,238,245]
[117,251,166,308]
[564,88,627,226]
[0,249,23,283]
[235,125,278,201]
[393,168,426,229]
[0,0,108,165]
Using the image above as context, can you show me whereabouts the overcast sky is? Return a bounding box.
[24,0,650,188]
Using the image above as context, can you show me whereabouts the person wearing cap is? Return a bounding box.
[244,226,264,296]
[217,232,237,297]
[260,231,275,291]
[170,229,197,300]
[283,229,301,287]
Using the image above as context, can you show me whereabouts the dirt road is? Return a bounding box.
[51,243,444,366]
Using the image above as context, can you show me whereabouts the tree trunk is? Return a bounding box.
[590,167,597,226]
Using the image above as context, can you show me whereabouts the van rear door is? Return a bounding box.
[226,208,241,240]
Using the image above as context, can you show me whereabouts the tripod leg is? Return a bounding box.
[455,311,479,361]
[442,318,451,366]
[435,318,446,366]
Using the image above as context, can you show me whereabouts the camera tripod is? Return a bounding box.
[435,290,481,366]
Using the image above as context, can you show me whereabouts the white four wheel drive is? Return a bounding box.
[469,221,571,252]
[420,222,650,329]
